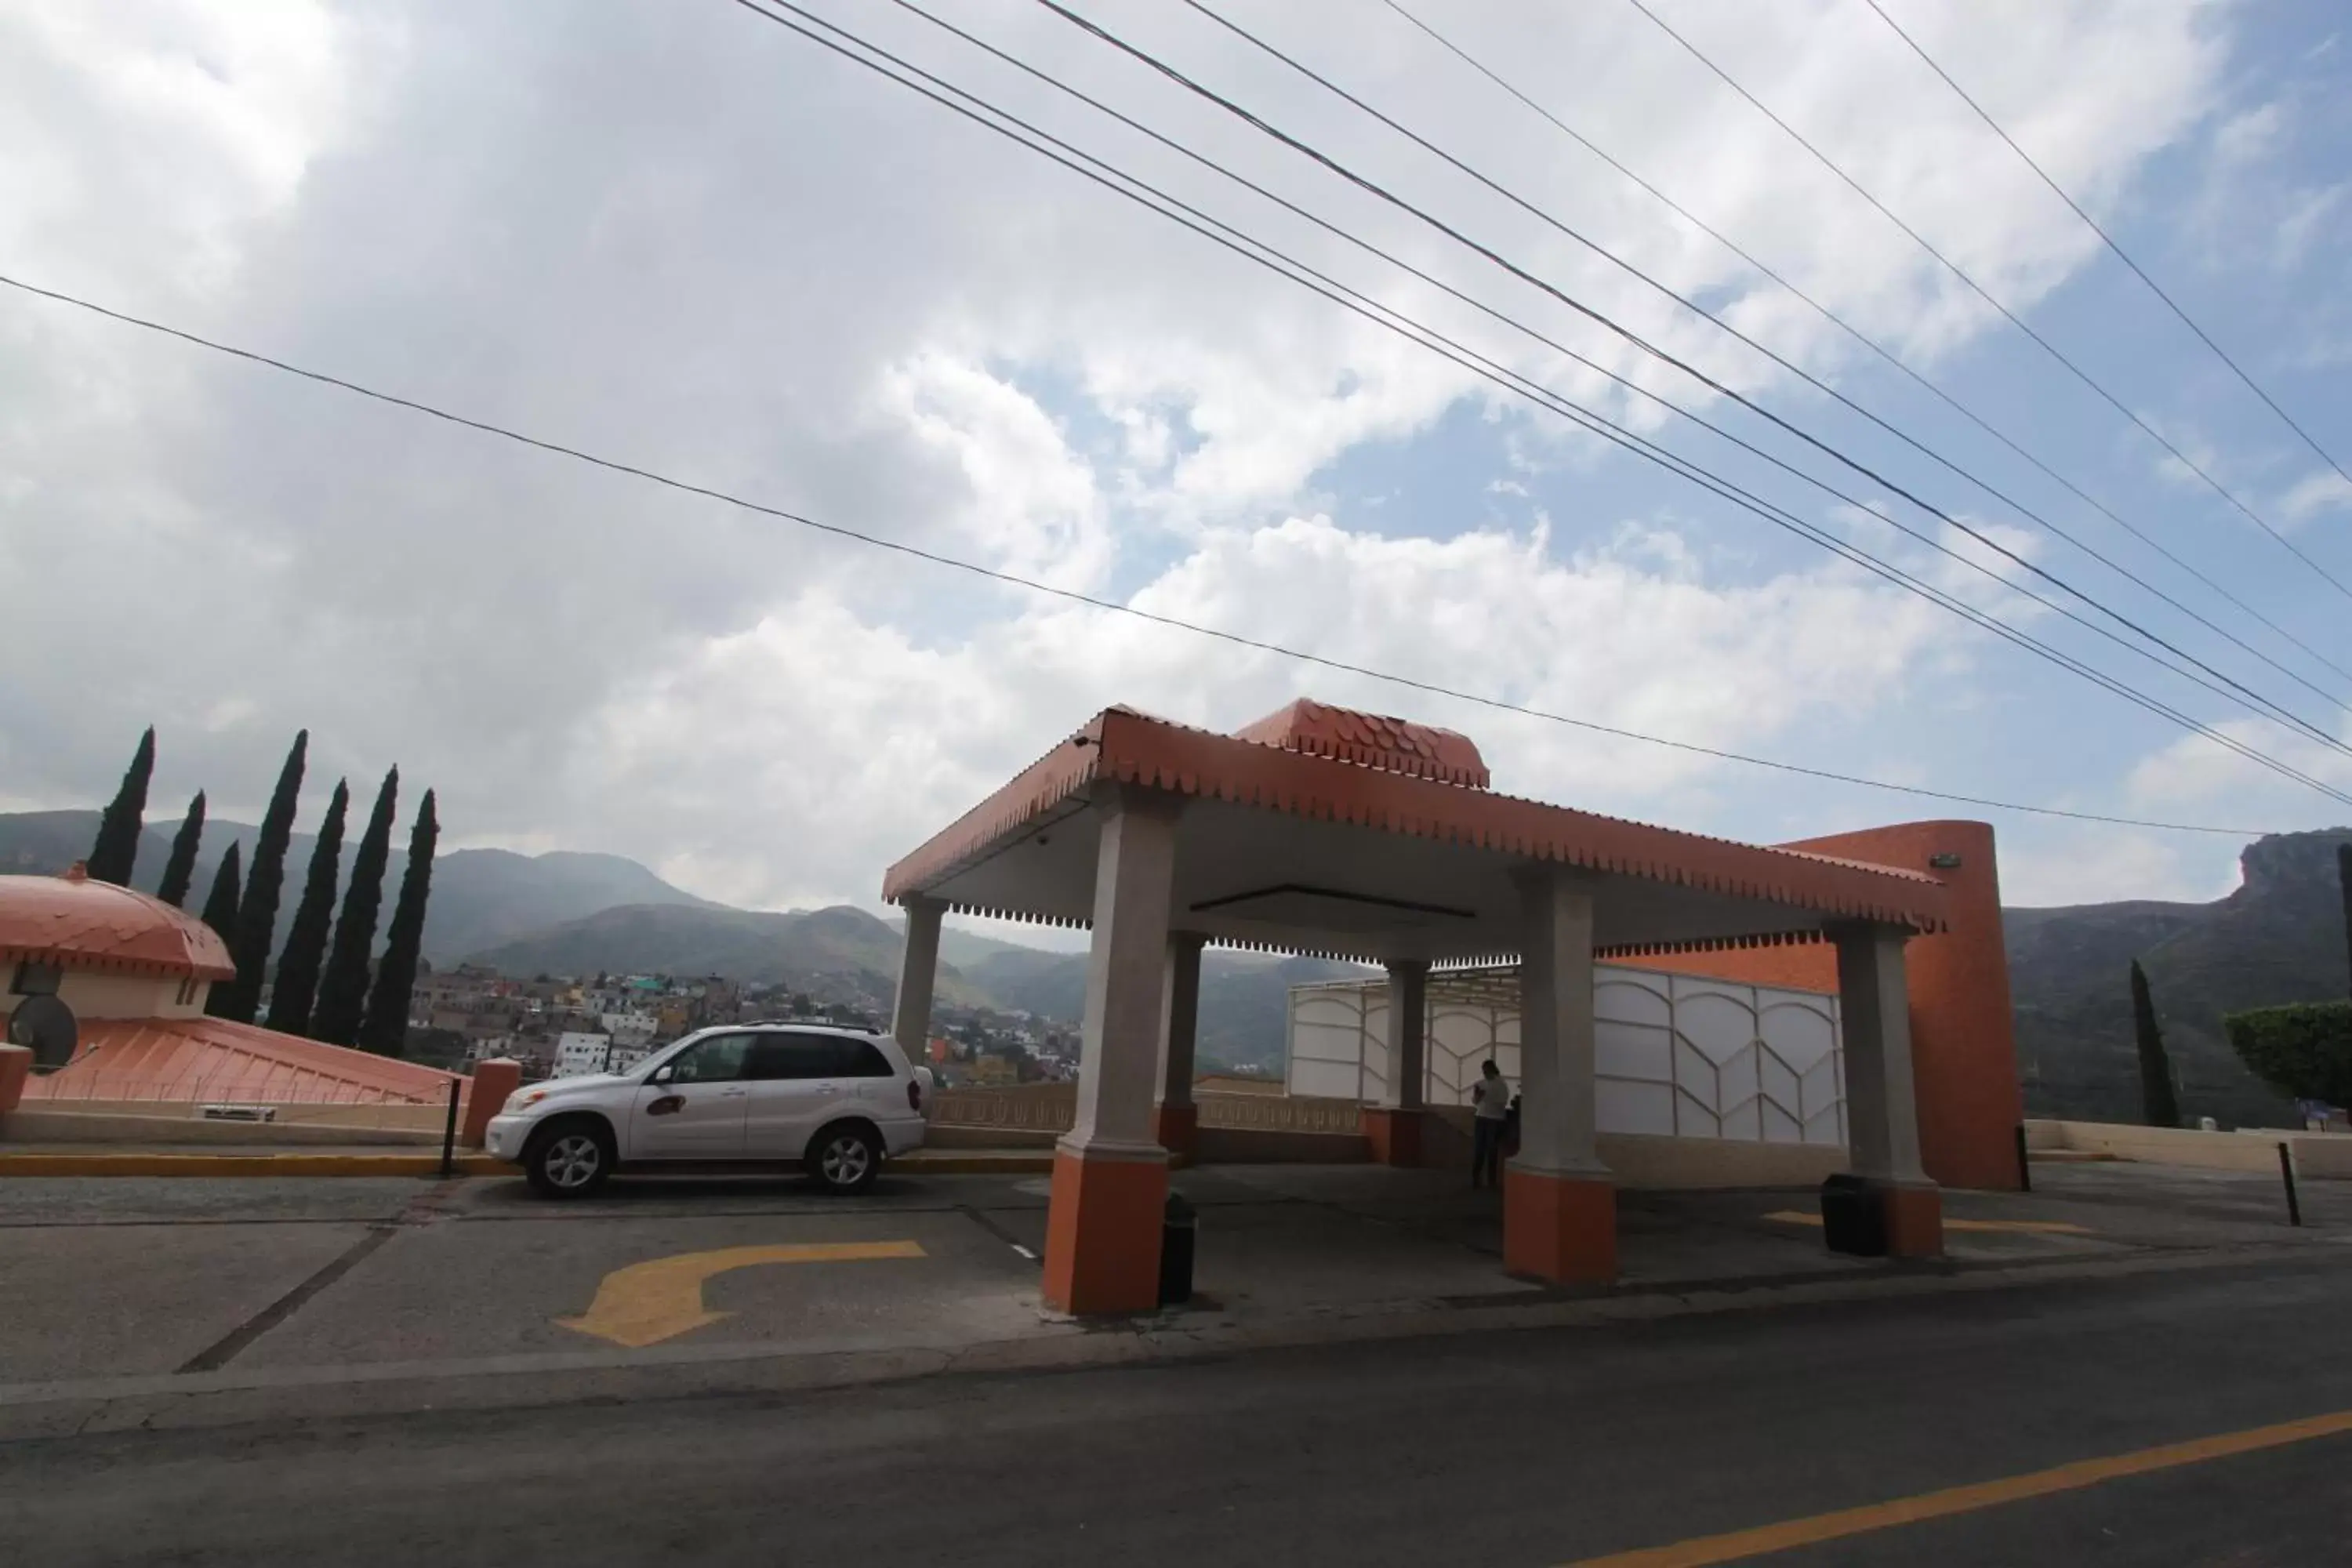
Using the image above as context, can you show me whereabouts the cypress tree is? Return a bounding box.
[2339,843,2352,1000]
[314,768,397,1047]
[361,789,437,1058]
[86,727,156,886]
[2130,959,2181,1128]
[220,731,308,1024]
[264,779,348,1037]
[199,842,244,1017]
[155,792,207,909]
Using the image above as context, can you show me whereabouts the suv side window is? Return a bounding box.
[839,1040,896,1078]
[665,1033,753,1083]
[746,1033,843,1082]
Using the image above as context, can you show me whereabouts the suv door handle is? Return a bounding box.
[720,1087,749,1098]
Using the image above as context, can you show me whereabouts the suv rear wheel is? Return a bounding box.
[524,1117,615,1199]
[808,1121,883,1196]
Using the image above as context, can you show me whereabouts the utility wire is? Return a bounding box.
[881,0,2352,762]
[1859,0,2352,499]
[1022,0,2352,750]
[1150,0,2352,695]
[1621,0,2352,604]
[0,269,2297,837]
[1374,0,2352,718]
[713,0,2352,804]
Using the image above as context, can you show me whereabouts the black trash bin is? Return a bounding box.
[1819,1172,1886,1257]
[1159,1192,1197,1305]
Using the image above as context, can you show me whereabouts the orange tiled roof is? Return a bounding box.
[881,705,1950,932]
[0,867,236,980]
[22,1015,459,1105]
[1232,699,1490,788]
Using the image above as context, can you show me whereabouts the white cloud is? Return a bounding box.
[2280,469,2352,524]
[0,0,2257,913]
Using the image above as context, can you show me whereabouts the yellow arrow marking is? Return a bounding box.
[557,1240,927,1348]
[1763,1210,2092,1236]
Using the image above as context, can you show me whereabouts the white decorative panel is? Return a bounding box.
[1597,1076,1676,1137]
[1675,989,1756,1065]
[1287,964,1846,1146]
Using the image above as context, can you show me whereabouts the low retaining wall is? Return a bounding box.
[0,1109,441,1146]
[1195,1127,1370,1164]
[2027,1119,2352,1178]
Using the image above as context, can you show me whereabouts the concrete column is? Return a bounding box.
[1502,863,1616,1283]
[1152,931,1206,1160]
[1832,920,1942,1257]
[891,895,943,1069]
[1363,960,1428,1167]
[1045,786,1182,1314]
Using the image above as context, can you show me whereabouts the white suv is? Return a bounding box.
[485,1024,929,1199]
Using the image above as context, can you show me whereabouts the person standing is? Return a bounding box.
[1470,1058,1511,1189]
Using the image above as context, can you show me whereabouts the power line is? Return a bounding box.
[730,1,2352,807]
[1859,0,2352,499]
[1039,0,2352,746]
[0,269,2296,838]
[1372,0,2352,719]
[726,0,2352,801]
[1151,0,2352,696]
[880,0,2352,764]
[1011,0,2352,760]
[1620,0,2352,605]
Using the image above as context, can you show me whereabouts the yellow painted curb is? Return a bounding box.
[0,1152,510,1178]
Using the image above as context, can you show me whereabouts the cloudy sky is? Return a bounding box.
[4,0,2348,941]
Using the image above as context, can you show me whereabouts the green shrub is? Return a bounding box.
[2224,1001,2352,1106]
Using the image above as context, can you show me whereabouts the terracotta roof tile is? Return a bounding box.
[0,869,237,981]
[23,1015,460,1105]
[880,705,1951,931]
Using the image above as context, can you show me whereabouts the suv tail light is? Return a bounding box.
[907,1077,924,1112]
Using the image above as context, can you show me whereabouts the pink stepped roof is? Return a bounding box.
[0,868,237,980]
[24,1016,459,1105]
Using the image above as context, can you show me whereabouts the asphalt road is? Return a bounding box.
[5,1248,2350,1566]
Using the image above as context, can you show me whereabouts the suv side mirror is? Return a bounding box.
[649,1063,675,1085]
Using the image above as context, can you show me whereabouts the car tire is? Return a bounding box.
[523,1116,615,1199]
[808,1121,883,1196]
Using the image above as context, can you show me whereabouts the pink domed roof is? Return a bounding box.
[0,866,238,980]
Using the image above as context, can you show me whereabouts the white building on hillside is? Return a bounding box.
[554,1031,616,1078]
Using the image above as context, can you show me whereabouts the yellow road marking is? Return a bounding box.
[1762,1210,2092,1236]
[557,1240,927,1348]
[1562,1406,2352,1566]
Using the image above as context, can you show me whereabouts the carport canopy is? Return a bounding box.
[883,700,1955,1312]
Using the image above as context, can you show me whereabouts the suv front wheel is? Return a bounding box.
[524,1117,615,1199]
[808,1121,883,1196]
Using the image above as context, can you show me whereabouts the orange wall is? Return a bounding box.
[1617,820,2024,1191]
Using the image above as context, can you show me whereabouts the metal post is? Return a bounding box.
[440,1077,463,1179]
[2015,1123,2031,1193]
[2278,1142,2302,1227]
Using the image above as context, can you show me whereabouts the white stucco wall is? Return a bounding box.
[1,971,203,1023]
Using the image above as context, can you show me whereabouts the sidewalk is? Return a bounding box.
[2,1159,2342,1442]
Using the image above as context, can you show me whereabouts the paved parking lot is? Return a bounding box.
[0,1160,2340,1394]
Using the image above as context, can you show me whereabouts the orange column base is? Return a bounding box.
[1042,1146,1171,1315]
[0,1044,31,1115]
[1879,1179,1944,1258]
[1362,1106,1426,1167]
[1502,1166,1617,1284]
[1150,1103,1198,1161]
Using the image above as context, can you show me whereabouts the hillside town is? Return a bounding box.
[408,963,1081,1087]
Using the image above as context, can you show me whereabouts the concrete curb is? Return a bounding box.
[0,1152,510,1178]
[1,1239,2336,1442]
[0,1149,1052,1179]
